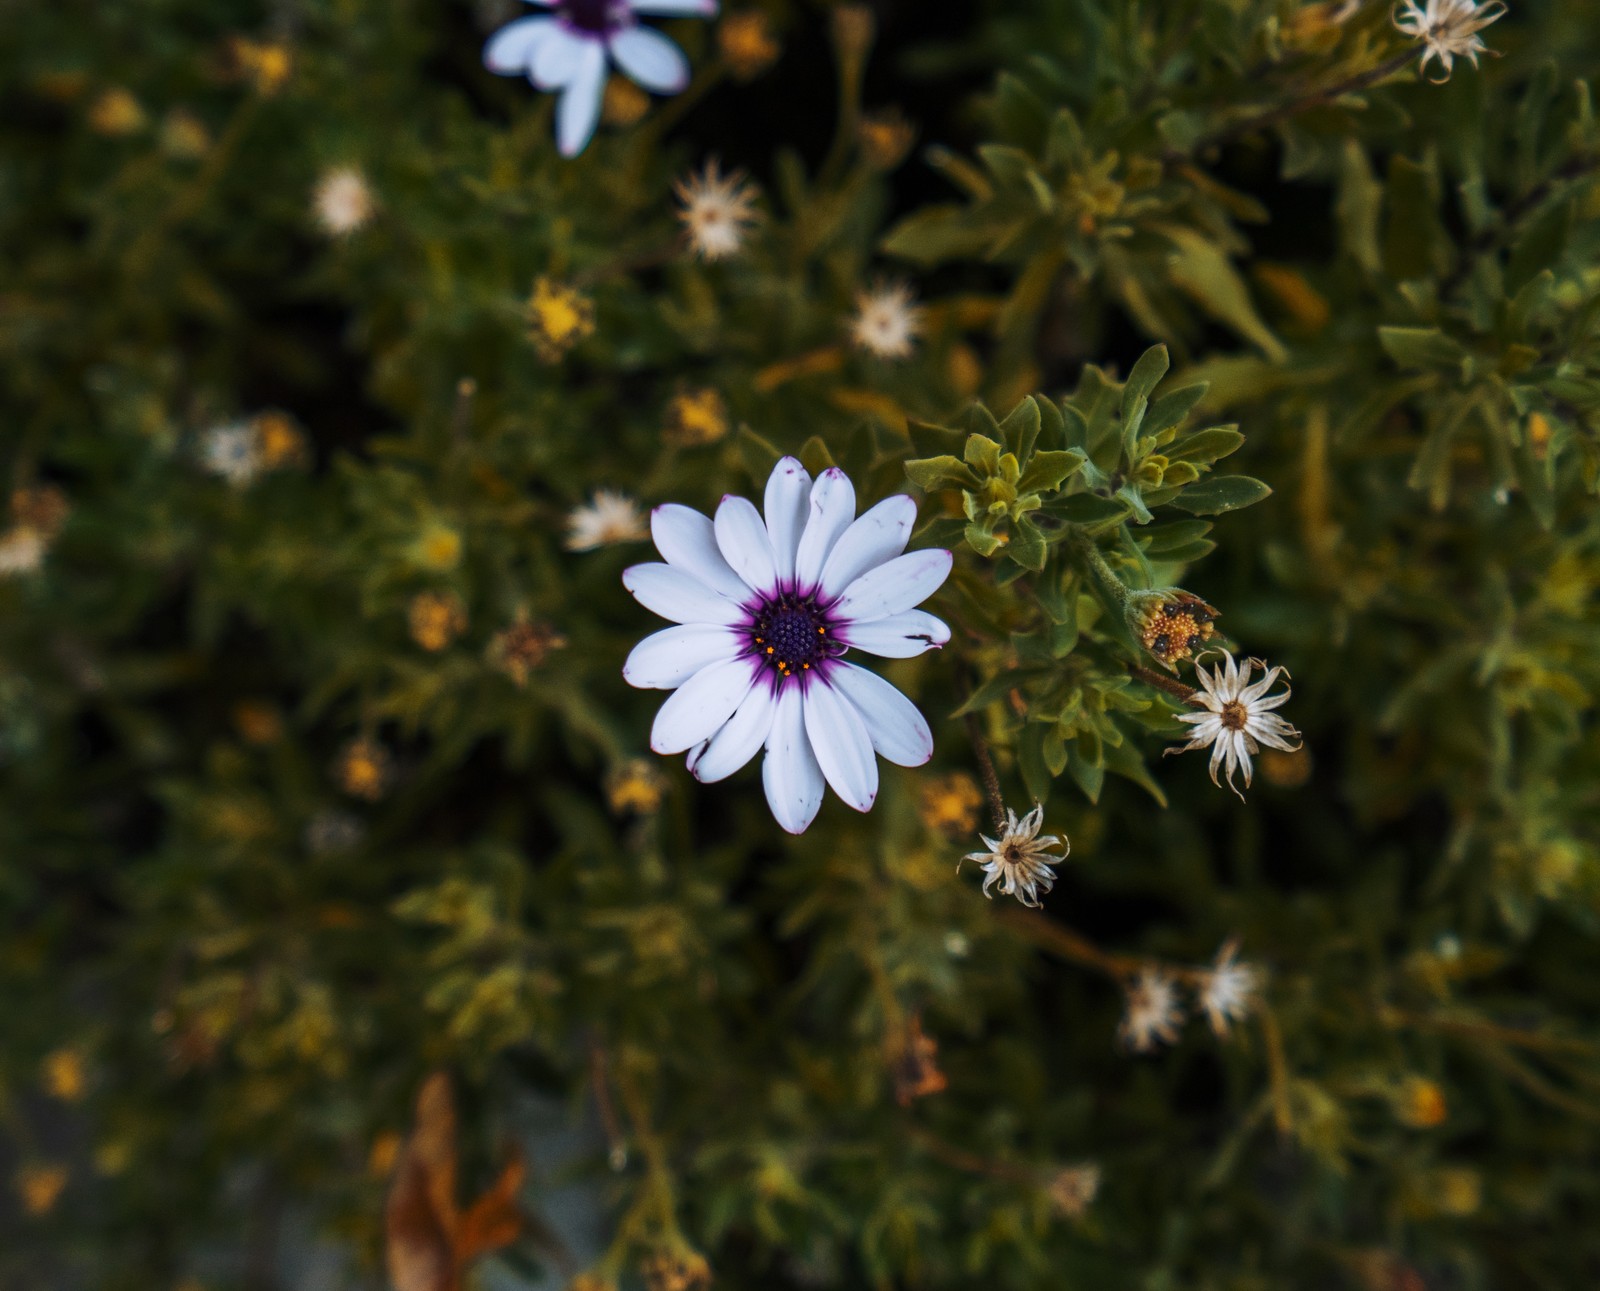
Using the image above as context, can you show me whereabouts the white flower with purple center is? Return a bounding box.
[622,458,952,834]
[483,0,717,158]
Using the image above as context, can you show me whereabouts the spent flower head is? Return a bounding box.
[566,490,650,551]
[1126,588,1219,669]
[1165,651,1303,799]
[1393,0,1506,82]
[963,804,1068,908]
[675,159,759,261]
[1118,968,1184,1053]
[850,280,923,361]
[1197,938,1260,1037]
[313,166,375,236]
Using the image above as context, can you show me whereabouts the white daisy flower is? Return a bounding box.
[963,804,1068,908]
[1118,969,1184,1053]
[1197,938,1259,1038]
[1165,651,1302,800]
[312,166,375,236]
[850,281,922,361]
[483,0,717,158]
[622,458,952,834]
[567,490,650,551]
[200,421,262,487]
[674,159,759,261]
[1393,0,1506,82]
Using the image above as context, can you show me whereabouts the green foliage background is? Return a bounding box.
[2,0,1599,1287]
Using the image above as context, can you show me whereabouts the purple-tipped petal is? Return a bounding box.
[714,494,778,596]
[651,504,750,601]
[763,684,824,834]
[763,458,811,583]
[835,609,950,658]
[831,549,952,623]
[802,677,878,812]
[650,656,758,754]
[793,468,855,588]
[609,26,689,94]
[623,624,742,689]
[622,563,744,625]
[828,663,933,768]
[818,495,917,601]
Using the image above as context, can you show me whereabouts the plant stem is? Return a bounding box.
[963,710,1007,833]
[1129,663,1197,703]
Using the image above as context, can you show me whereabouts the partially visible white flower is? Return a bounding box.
[963,804,1067,908]
[1165,651,1302,800]
[482,0,718,158]
[1197,938,1260,1038]
[674,159,759,261]
[0,527,47,576]
[1393,0,1506,82]
[566,490,649,551]
[850,281,922,361]
[313,166,375,236]
[200,421,262,488]
[621,458,952,834]
[1118,969,1184,1053]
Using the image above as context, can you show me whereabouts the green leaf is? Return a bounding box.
[965,521,1004,557]
[1165,425,1245,464]
[905,455,979,491]
[800,435,836,476]
[1140,383,1208,442]
[1335,140,1383,274]
[1158,223,1287,362]
[964,433,1003,473]
[1378,326,1468,370]
[1016,449,1086,495]
[1007,518,1048,571]
[1172,474,1273,515]
[998,397,1042,460]
[1120,345,1170,454]
[1047,492,1126,525]
[880,205,994,264]
[1019,725,1054,806]
[1066,742,1104,803]
[1382,154,1449,281]
[907,418,965,458]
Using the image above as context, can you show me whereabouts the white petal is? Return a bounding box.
[531,23,592,87]
[484,17,557,73]
[553,47,606,157]
[793,468,856,588]
[818,495,917,601]
[623,563,745,625]
[608,26,690,94]
[763,684,824,834]
[827,663,933,768]
[763,457,811,583]
[802,678,879,812]
[835,610,950,658]
[688,682,777,782]
[628,0,717,13]
[831,549,952,623]
[714,495,778,595]
[650,656,758,754]
[623,624,742,689]
[651,504,750,601]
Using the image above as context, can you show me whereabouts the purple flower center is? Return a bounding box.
[560,0,628,35]
[747,591,845,681]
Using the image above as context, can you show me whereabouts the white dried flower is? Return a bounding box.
[566,490,650,551]
[1393,0,1506,82]
[849,281,922,361]
[313,166,375,236]
[1118,968,1184,1053]
[963,804,1067,908]
[1197,938,1260,1038]
[1165,651,1302,800]
[674,159,759,261]
[0,527,47,576]
[199,421,262,488]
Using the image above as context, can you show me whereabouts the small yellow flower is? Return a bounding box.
[42,1048,88,1102]
[1527,411,1552,461]
[228,38,293,95]
[717,11,781,80]
[408,591,468,652]
[1395,1076,1449,1128]
[88,87,146,136]
[606,758,667,815]
[18,1164,69,1216]
[603,78,651,126]
[253,411,308,469]
[858,108,917,171]
[412,522,463,571]
[367,1130,402,1178]
[527,277,595,363]
[488,616,567,686]
[664,387,730,448]
[336,737,392,802]
[919,772,983,836]
[161,109,211,159]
